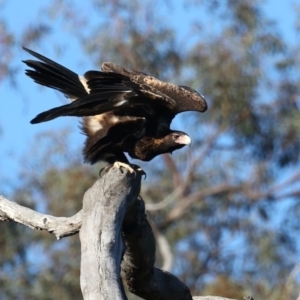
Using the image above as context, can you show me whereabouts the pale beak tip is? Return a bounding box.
[177,134,191,146]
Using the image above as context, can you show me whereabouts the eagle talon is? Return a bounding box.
[113,161,135,173]
[99,162,146,178]
[112,162,146,179]
[136,167,147,179]
[99,166,110,178]
[131,165,147,179]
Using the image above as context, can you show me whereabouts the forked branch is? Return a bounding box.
[0,166,252,300]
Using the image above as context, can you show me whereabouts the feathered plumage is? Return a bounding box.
[23,47,206,165]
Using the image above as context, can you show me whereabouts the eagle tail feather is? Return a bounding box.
[30,92,133,124]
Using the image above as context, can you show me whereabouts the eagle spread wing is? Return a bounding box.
[23,47,207,165]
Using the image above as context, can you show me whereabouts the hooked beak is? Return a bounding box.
[176,134,192,146]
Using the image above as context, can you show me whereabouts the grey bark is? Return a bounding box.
[0,165,253,300]
[121,197,192,300]
[79,165,141,299]
[0,195,82,239]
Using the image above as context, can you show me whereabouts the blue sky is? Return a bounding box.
[0,0,297,193]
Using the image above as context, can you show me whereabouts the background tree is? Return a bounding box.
[1,0,300,299]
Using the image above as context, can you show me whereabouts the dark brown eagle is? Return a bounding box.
[23,47,207,169]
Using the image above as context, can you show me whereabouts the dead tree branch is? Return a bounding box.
[0,194,82,239]
[122,196,191,300]
[79,165,141,299]
[0,165,253,300]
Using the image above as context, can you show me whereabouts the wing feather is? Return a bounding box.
[23,48,207,165]
[23,47,87,99]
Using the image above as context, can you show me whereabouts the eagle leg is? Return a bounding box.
[99,162,146,179]
[113,162,146,179]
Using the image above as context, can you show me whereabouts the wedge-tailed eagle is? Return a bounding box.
[23,48,207,168]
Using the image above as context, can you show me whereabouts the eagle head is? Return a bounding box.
[165,131,191,154]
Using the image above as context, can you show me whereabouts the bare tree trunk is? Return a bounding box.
[78,164,194,299]
[0,164,254,300]
[79,165,141,299]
